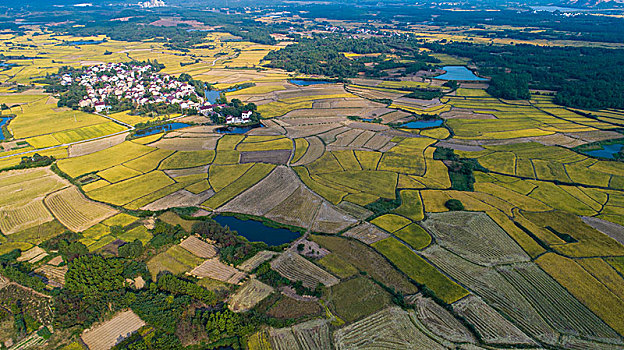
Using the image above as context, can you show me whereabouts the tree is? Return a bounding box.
[65,255,125,297]
[118,239,144,259]
[487,73,530,100]
[445,199,465,211]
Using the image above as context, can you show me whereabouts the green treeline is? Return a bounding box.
[264,36,439,78]
[426,42,624,109]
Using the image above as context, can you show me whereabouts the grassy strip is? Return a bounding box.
[372,237,469,304]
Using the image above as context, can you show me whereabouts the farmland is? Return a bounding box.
[81,310,145,350]
[270,251,339,288]
[1,5,624,349]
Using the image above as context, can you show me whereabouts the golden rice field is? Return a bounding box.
[1,29,624,350]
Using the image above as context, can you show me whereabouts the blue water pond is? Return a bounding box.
[0,117,10,141]
[213,215,300,246]
[583,143,624,160]
[215,124,263,134]
[65,40,105,46]
[400,120,443,129]
[289,79,334,86]
[134,122,190,137]
[434,66,487,81]
[204,90,221,104]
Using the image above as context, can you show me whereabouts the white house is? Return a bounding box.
[94,102,108,113]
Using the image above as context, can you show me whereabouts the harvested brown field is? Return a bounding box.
[317,126,351,144]
[35,264,68,287]
[380,110,411,123]
[265,186,322,229]
[68,133,128,157]
[240,150,292,164]
[45,187,117,232]
[280,116,345,127]
[284,124,343,139]
[310,202,358,233]
[582,216,624,245]
[228,278,274,312]
[17,246,48,264]
[434,141,485,152]
[190,258,247,284]
[151,136,221,151]
[163,165,209,178]
[423,245,558,344]
[347,130,375,148]
[179,235,218,258]
[411,294,476,344]
[81,310,146,350]
[47,255,63,266]
[269,319,331,350]
[238,250,280,272]
[140,189,214,211]
[440,110,496,120]
[332,129,363,147]
[348,86,406,100]
[337,201,373,220]
[0,168,69,208]
[220,166,300,217]
[270,251,339,288]
[342,222,390,244]
[291,137,325,166]
[453,295,536,346]
[566,130,624,143]
[363,133,391,151]
[420,211,530,266]
[0,200,54,235]
[333,307,446,350]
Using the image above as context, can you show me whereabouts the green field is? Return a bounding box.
[372,237,469,303]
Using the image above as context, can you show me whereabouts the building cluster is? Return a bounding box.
[61,62,251,124]
[323,25,410,38]
[138,0,166,8]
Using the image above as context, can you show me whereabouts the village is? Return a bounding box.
[61,62,253,124]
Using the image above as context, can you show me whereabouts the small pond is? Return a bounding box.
[400,119,443,129]
[64,40,105,46]
[289,79,334,86]
[215,124,263,134]
[134,122,190,137]
[0,117,11,141]
[582,143,624,160]
[213,215,300,246]
[204,90,221,104]
[434,66,487,81]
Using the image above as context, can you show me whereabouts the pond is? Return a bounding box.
[289,79,334,86]
[134,122,191,137]
[205,86,246,104]
[582,143,624,160]
[204,90,221,104]
[434,66,487,81]
[215,124,263,134]
[0,117,10,141]
[400,119,443,129]
[64,40,105,46]
[213,215,300,246]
